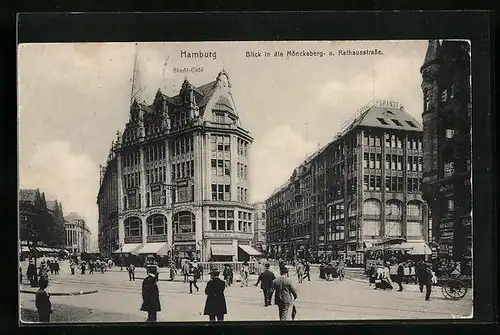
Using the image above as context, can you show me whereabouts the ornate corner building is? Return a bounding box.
[98,71,257,262]
[266,100,428,265]
[420,40,472,261]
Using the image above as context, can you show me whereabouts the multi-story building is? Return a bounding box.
[65,213,91,254]
[97,145,119,257]
[19,189,47,244]
[252,202,267,251]
[266,100,428,265]
[106,70,259,262]
[420,40,472,261]
[46,199,66,247]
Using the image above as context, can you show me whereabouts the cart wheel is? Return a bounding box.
[442,280,467,300]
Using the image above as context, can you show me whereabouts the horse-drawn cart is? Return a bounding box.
[438,275,470,301]
[320,263,345,281]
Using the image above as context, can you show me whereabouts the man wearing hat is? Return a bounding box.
[254,263,276,306]
[203,266,227,321]
[27,259,36,286]
[38,260,49,286]
[270,266,298,321]
[140,266,161,322]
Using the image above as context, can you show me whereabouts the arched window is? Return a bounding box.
[407,201,422,217]
[386,200,402,217]
[173,211,195,234]
[124,217,142,237]
[363,199,381,216]
[146,214,167,235]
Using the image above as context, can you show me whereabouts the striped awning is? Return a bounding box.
[21,246,30,252]
[238,245,261,256]
[113,243,142,254]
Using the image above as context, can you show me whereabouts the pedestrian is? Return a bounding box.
[80,261,86,275]
[223,264,233,287]
[269,267,298,321]
[302,260,311,282]
[35,278,53,323]
[415,261,425,293]
[27,259,36,286]
[240,261,249,287]
[70,261,75,275]
[47,260,53,275]
[128,263,136,281]
[100,260,105,273]
[169,261,176,281]
[422,262,434,301]
[203,266,227,322]
[183,261,190,283]
[188,265,199,294]
[295,261,304,284]
[368,265,376,286]
[254,263,276,306]
[396,262,404,292]
[54,261,60,275]
[38,261,49,286]
[140,267,161,322]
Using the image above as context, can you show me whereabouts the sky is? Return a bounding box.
[18,40,428,249]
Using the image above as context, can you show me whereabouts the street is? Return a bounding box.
[20,264,472,322]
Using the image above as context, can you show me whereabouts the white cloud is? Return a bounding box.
[251,125,316,202]
[19,141,99,244]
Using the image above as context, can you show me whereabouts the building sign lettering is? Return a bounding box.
[174,232,196,242]
[203,231,252,240]
[372,99,402,109]
[439,221,454,230]
[211,240,233,245]
[173,206,193,214]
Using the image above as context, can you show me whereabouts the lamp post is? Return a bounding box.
[120,242,123,271]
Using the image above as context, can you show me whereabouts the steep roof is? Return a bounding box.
[422,40,443,67]
[19,189,38,203]
[65,212,82,222]
[46,200,58,211]
[342,105,422,134]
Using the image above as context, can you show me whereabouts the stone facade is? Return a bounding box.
[420,40,472,261]
[266,100,427,265]
[103,71,254,261]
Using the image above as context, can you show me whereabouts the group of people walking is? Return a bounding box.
[369,260,436,301]
[139,260,299,322]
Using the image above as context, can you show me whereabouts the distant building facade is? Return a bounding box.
[65,213,91,254]
[266,100,428,265]
[420,40,472,261]
[97,147,119,257]
[99,70,259,262]
[252,202,266,251]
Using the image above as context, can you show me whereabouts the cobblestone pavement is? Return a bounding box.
[19,264,472,323]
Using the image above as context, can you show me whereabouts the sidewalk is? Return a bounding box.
[20,282,98,296]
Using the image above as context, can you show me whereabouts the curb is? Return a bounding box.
[20,289,99,296]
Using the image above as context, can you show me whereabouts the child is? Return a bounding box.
[35,279,53,322]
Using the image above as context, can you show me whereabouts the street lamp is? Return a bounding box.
[120,242,123,270]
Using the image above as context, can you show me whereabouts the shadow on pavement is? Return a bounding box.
[20,304,145,323]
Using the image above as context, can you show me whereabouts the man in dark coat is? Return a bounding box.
[396,263,405,291]
[270,267,298,321]
[35,278,52,322]
[421,262,434,301]
[415,261,425,293]
[254,263,276,306]
[27,259,36,286]
[140,267,161,322]
[303,260,311,281]
[204,266,227,322]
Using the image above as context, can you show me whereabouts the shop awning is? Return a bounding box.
[21,246,30,252]
[238,245,261,256]
[399,242,432,255]
[113,243,142,254]
[136,243,169,256]
[363,242,373,249]
[211,244,235,256]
